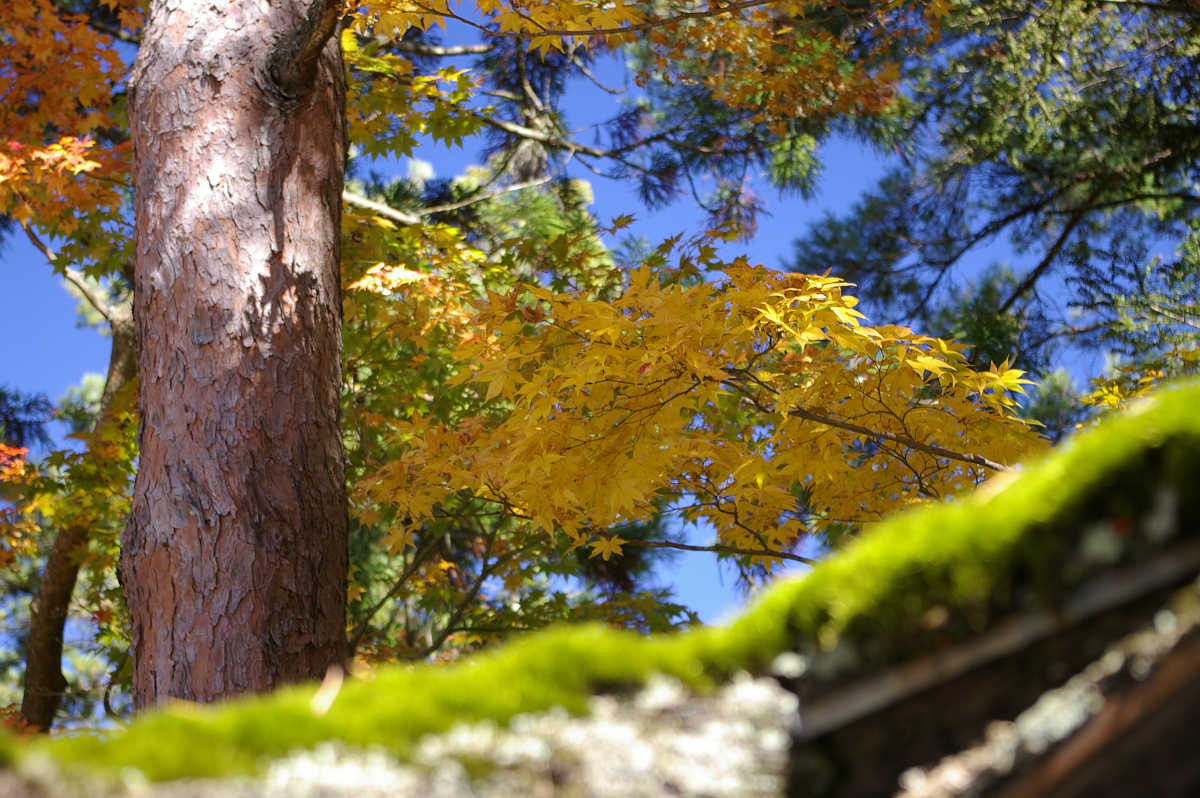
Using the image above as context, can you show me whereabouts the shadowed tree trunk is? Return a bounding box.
[21,313,136,732]
[122,0,349,708]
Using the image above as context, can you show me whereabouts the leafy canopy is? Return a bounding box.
[0,0,1048,725]
[359,253,1039,562]
[782,0,1200,426]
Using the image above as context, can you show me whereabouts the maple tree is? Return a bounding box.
[359,258,1037,560]
[1,0,1044,729]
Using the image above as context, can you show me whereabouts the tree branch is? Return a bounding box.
[394,41,493,56]
[627,538,815,564]
[348,535,439,656]
[19,221,127,326]
[422,0,779,39]
[570,52,626,95]
[418,530,503,658]
[342,190,422,225]
[475,113,655,176]
[723,369,1010,472]
[21,319,137,732]
[786,405,1009,472]
[421,175,552,215]
[343,176,554,226]
[20,522,87,732]
[81,14,141,44]
[997,205,1091,315]
[477,114,610,158]
[1089,0,1200,17]
[1024,321,1109,353]
[1146,301,1200,330]
[269,0,346,100]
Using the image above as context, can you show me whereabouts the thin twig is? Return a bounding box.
[348,535,439,656]
[724,370,1009,472]
[786,405,1008,472]
[570,53,626,95]
[628,538,815,564]
[19,221,125,325]
[394,42,493,56]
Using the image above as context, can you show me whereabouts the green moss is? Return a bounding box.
[30,381,1200,783]
[0,732,15,769]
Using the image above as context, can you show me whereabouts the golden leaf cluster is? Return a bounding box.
[353,0,935,128]
[1082,347,1200,411]
[357,256,1044,562]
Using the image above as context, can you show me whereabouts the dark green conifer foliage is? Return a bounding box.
[786,0,1200,413]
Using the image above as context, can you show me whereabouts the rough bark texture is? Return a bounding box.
[123,0,348,708]
[21,314,137,732]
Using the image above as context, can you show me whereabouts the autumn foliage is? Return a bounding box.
[0,1,135,274]
[0,0,1055,725]
[356,250,1040,563]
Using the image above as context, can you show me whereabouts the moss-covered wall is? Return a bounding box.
[13,381,1200,790]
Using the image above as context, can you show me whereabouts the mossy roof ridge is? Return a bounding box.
[709,380,1200,684]
[28,381,1200,784]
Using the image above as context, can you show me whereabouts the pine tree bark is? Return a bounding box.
[122,0,348,708]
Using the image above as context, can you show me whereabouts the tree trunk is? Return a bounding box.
[21,313,137,731]
[20,521,85,731]
[122,0,348,708]
[19,249,138,732]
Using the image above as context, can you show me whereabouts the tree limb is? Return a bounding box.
[269,0,346,100]
[1024,321,1109,354]
[16,215,136,729]
[21,320,137,732]
[1089,0,1200,17]
[20,522,88,732]
[475,114,655,176]
[343,176,553,226]
[1146,301,1200,330]
[786,405,1009,472]
[342,190,422,225]
[997,204,1091,315]
[421,175,552,215]
[628,538,816,564]
[477,114,610,158]
[347,535,440,656]
[19,221,128,326]
[418,528,507,659]
[394,41,493,56]
[423,0,779,39]
[80,14,141,44]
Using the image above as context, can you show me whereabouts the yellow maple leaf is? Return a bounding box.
[589,536,627,561]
